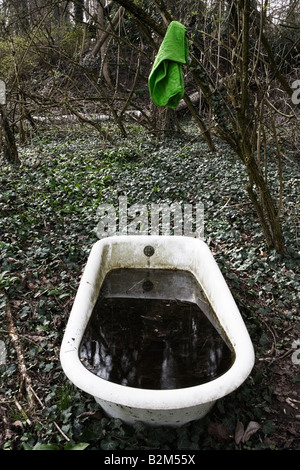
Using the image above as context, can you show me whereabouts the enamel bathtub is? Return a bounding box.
[60,236,255,427]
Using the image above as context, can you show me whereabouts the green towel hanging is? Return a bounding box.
[148,21,189,109]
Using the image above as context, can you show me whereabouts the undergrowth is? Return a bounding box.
[0,126,299,450]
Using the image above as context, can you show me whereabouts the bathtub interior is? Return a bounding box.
[81,236,242,351]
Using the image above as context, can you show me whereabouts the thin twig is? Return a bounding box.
[1,288,34,409]
[29,386,70,442]
[14,397,32,426]
[53,422,70,442]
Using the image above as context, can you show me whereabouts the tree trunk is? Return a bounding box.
[240,145,284,253]
[74,0,84,24]
[92,7,125,57]
[150,104,180,138]
[0,106,20,166]
[100,12,113,87]
[94,0,122,88]
[233,1,284,253]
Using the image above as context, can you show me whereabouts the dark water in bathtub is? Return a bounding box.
[79,269,234,390]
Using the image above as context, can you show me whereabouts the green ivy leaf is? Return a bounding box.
[33,443,60,450]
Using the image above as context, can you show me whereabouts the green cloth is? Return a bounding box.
[148,21,189,109]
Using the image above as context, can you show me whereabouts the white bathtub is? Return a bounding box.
[60,236,255,426]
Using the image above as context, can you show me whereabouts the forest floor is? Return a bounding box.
[0,124,299,451]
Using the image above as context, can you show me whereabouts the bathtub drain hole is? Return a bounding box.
[144,245,155,257]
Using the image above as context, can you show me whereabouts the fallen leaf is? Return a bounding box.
[208,422,232,442]
[242,421,261,443]
[234,421,245,445]
[12,420,23,429]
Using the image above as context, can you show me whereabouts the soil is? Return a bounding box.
[262,349,300,450]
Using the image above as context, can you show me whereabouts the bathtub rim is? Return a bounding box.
[60,235,255,411]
